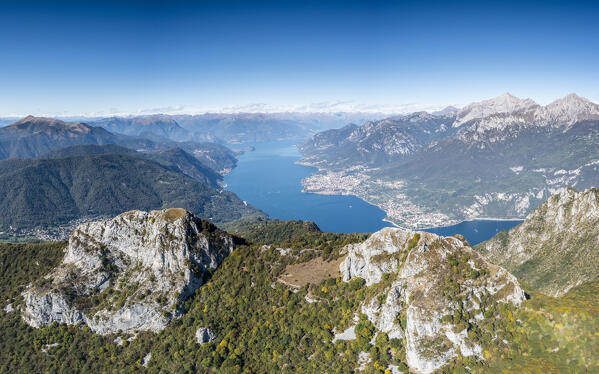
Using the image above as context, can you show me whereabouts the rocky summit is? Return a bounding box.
[340,228,525,374]
[477,187,599,297]
[22,208,235,335]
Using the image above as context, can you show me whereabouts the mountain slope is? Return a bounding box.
[0,116,238,176]
[300,93,599,228]
[0,153,263,235]
[300,112,455,168]
[143,147,224,187]
[0,116,127,159]
[90,115,191,142]
[42,144,224,187]
[40,144,138,159]
[476,187,599,297]
[1,221,598,372]
[339,228,525,373]
[378,118,599,218]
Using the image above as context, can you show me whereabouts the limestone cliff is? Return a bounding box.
[477,187,599,297]
[340,228,525,374]
[22,208,235,335]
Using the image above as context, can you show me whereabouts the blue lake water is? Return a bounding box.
[224,140,522,245]
[423,220,522,246]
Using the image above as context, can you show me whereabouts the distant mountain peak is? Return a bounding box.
[431,105,459,116]
[497,92,516,99]
[8,116,93,133]
[565,92,583,99]
[535,93,599,125]
[13,115,67,125]
[453,93,538,127]
[550,92,592,106]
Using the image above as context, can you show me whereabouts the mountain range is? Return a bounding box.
[0,116,238,174]
[2,187,599,372]
[1,97,598,372]
[0,152,263,236]
[0,116,135,160]
[0,117,267,239]
[172,112,384,144]
[61,112,383,145]
[300,93,599,228]
[90,115,194,142]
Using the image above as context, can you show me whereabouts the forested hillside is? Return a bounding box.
[1,222,597,373]
[0,153,263,235]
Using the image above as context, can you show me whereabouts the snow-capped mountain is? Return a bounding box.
[453,93,538,128]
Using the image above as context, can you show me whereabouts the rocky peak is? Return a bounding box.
[340,228,525,374]
[453,93,538,127]
[535,93,599,126]
[22,208,235,335]
[477,187,599,297]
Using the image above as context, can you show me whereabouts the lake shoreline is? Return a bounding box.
[226,140,522,244]
[224,140,392,234]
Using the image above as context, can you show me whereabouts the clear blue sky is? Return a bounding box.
[0,0,598,115]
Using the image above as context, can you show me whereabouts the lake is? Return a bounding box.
[423,220,522,246]
[224,140,522,245]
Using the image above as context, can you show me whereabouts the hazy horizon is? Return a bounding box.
[1,91,597,120]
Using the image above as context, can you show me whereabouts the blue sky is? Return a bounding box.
[0,0,598,116]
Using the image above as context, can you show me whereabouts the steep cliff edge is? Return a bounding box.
[477,187,599,297]
[340,228,525,373]
[22,208,236,335]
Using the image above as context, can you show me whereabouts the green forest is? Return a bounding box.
[1,223,598,373]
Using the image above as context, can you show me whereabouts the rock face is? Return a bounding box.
[340,228,525,374]
[453,92,538,128]
[300,112,455,168]
[196,327,216,344]
[477,187,599,297]
[22,208,235,335]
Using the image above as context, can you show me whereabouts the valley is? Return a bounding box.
[224,140,519,245]
[223,140,393,234]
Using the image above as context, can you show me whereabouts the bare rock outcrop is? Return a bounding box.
[196,327,216,344]
[340,228,525,374]
[477,187,599,297]
[22,208,235,335]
